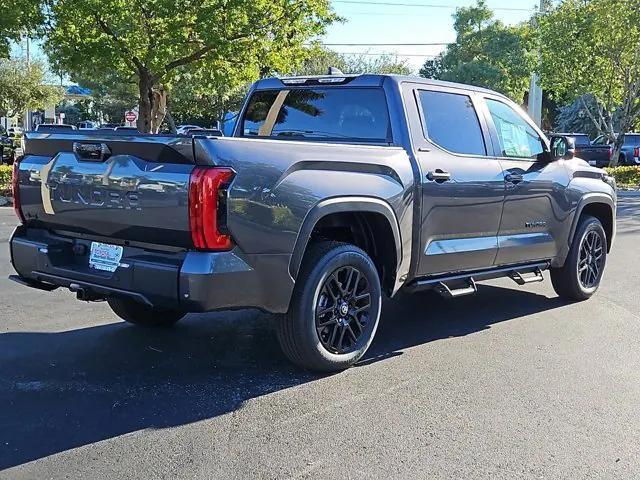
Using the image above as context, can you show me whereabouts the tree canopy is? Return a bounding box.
[0,57,63,119]
[420,0,534,103]
[0,0,42,58]
[540,0,640,165]
[44,0,337,132]
[295,47,412,76]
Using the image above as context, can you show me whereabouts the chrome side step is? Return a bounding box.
[405,261,550,295]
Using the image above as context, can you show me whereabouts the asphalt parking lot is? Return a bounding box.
[0,195,639,479]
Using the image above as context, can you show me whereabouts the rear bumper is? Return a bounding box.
[9,226,294,314]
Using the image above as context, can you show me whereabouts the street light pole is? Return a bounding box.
[528,0,545,127]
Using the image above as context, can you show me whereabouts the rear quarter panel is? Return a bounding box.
[194,137,415,276]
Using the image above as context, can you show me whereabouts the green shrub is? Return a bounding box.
[605,166,640,188]
[0,165,11,197]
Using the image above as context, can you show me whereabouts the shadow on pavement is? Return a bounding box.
[0,283,567,469]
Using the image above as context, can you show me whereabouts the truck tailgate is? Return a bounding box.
[17,133,196,248]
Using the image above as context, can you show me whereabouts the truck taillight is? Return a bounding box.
[12,160,25,224]
[188,167,235,251]
[634,146,639,158]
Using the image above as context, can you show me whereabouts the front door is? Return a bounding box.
[480,96,570,266]
[408,86,506,276]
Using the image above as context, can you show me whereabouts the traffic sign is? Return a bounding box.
[125,111,137,123]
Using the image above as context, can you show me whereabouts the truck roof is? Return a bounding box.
[255,74,510,98]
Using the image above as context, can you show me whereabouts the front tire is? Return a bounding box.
[108,297,185,327]
[551,215,607,301]
[277,242,382,372]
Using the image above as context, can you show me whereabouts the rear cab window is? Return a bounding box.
[241,88,391,143]
[573,135,591,147]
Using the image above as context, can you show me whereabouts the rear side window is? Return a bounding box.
[625,135,640,145]
[242,88,390,143]
[417,90,486,156]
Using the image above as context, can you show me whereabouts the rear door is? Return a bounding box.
[480,96,571,266]
[405,84,505,276]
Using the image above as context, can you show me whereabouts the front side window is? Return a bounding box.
[242,88,390,143]
[417,90,486,156]
[486,99,544,159]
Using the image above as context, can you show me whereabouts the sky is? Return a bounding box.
[10,0,539,78]
[324,0,538,71]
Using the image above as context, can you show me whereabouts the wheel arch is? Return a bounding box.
[289,197,402,295]
[569,194,615,253]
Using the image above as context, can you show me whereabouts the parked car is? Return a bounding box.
[78,121,98,130]
[591,133,640,166]
[35,124,77,132]
[0,132,14,165]
[183,128,223,137]
[176,124,202,135]
[9,74,617,372]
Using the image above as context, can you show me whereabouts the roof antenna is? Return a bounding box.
[327,66,344,76]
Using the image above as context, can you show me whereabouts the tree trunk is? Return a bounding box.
[150,86,168,134]
[609,136,625,168]
[137,71,154,134]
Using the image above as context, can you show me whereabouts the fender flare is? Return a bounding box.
[289,196,402,279]
[568,193,615,248]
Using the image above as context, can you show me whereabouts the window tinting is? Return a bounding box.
[625,135,640,145]
[486,99,544,159]
[573,135,591,147]
[418,90,486,156]
[242,88,390,142]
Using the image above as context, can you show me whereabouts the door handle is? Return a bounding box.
[426,169,451,183]
[505,173,524,184]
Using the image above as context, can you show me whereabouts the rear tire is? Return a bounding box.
[551,215,607,301]
[277,242,382,372]
[108,297,185,327]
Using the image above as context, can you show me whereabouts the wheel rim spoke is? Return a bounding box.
[315,264,371,354]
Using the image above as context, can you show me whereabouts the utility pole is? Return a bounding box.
[23,35,32,131]
[528,0,545,127]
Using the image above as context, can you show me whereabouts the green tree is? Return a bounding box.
[0,0,42,58]
[0,57,63,120]
[540,0,640,166]
[43,0,336,133]
[295,46,412,76]
[419,0,534,103]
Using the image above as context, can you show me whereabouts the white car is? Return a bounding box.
[176,125,202,135]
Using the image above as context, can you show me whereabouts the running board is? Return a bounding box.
[405,261,550,295]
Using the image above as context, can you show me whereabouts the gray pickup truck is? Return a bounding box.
[9,74,617,371]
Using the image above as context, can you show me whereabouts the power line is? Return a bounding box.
[332,0,533,12]
[336,52,439,57]
[320,42,450,46]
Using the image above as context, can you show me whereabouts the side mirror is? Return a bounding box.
[550,135,575,161]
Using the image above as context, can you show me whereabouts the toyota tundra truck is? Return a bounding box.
[9,74,617,372]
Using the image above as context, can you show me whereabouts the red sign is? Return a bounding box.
[125,111,137,123]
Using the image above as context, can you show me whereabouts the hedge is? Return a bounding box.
[0,165,11,197]
[605,166,640,189]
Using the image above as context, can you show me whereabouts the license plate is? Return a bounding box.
[89,242,124,273]
[588,160,597,166]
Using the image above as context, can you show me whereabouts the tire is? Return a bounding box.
[551,215,607,301]
[277,241,382,372]
[107,297,185,327]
